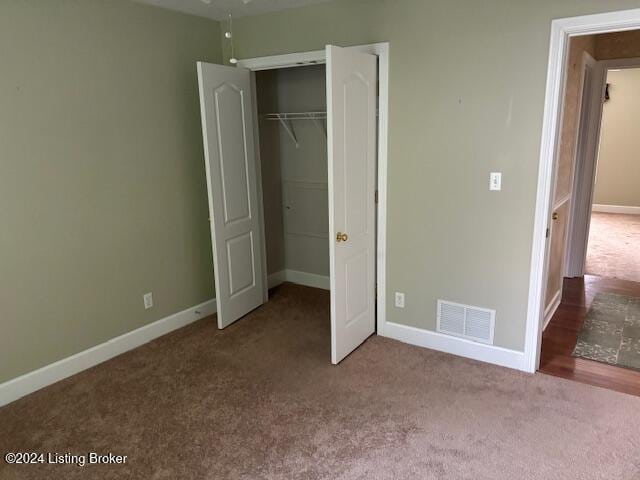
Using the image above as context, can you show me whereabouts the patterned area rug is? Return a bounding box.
[573,292,640,370]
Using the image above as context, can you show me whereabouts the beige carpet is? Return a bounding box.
[587,212,640,283]
[2,283,640,480]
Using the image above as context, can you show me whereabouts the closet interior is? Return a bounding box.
[255,64,330,288]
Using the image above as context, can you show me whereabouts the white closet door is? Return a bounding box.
[197,62,266,329]
[326,45,377,364]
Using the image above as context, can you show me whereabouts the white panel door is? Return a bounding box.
[197,62,266,329]
[326,45,377,364]
[566,53,603,277]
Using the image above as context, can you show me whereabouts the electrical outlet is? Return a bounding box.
[143,292,153,310]
[489,172,502,191]
[395,292,405,308]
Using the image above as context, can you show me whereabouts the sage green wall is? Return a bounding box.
[256,66,329,278]
[0,0,221,383]
[256,70,287,276]
[593,68,640,208]
[228,0,640,351]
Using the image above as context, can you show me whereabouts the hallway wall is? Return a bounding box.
[593,68,640,208]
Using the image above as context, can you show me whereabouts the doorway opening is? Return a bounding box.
[584,66,640,284]
[529,15,640,394]
[197,43,389,365]
[255,64,331,293]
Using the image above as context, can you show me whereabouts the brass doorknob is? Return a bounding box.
[336,232,348,242]
[552,212,559,220]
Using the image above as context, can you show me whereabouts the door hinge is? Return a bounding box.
[375,190,379,204]
[545,227,550,238]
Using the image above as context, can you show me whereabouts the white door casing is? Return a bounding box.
[326,45,377,364]
[197,62,266,329]
[525,10,640,374]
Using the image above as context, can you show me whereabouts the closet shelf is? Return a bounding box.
[263,111,326,121]
[262,112,326,148]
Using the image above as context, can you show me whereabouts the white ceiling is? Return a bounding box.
[131,0,334,20]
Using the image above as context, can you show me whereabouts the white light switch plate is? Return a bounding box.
[143,292,153,310]
[395,292,405,308]
[489,172,502,191]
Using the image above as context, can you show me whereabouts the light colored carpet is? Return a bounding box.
[2,283,640,480]
[587,212,640,283]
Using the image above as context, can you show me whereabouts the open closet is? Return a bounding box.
[197,44,387,364]
[256,65,330,290]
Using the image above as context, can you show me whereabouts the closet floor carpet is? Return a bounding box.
[2,283,640,480]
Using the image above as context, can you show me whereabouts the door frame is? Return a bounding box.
[525,8,640,373]
[237,42,390,334]
[565,55,640,278]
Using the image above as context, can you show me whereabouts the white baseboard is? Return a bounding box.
[592,204,640,215]
[268,269,330,290]
[543,291,562,331]
[285,270,330,290]
[0,298,216,408]
[381,321,526,372]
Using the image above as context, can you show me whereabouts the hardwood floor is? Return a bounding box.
[540,274,640,396]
